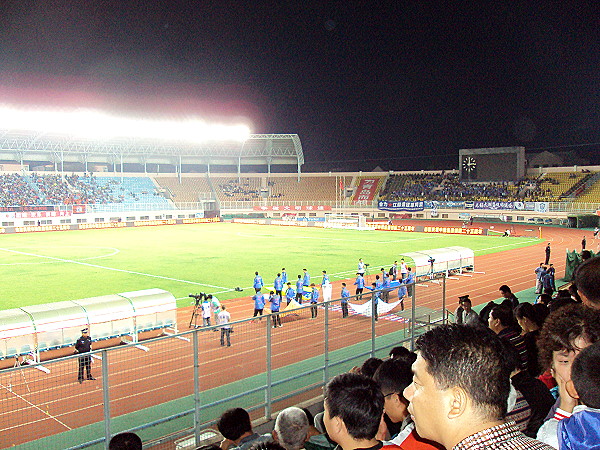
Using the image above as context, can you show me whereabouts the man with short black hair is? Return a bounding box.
[499,285,519,308]
[323,372,399,450]
[217,407,271,450]
[574,256,600,309]
[403,324,553,449]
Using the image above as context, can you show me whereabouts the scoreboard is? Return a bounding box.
[459,147,525,182]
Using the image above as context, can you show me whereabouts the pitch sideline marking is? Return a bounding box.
[0,383,72,431]
[0,247,229,290]
[0,246,121,266]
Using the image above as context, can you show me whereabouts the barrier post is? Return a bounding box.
[410,282,417,351]
[102,350,111,450]
[371,294,376,357]
[442,274,447,323]
[324,301,330,383]
[265,315,272,420]
[193,330,201,447]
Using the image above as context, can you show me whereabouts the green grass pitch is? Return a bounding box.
[0,222,541,310]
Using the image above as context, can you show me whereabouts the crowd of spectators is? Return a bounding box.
[379,173,575,202]
[0,173,163,207]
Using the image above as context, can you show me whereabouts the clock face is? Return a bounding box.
[462,156,477,172]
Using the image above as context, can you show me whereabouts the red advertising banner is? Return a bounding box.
[253,205,332,211]
[354,178,380,203]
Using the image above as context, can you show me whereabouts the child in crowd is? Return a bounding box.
[557,341,600,448]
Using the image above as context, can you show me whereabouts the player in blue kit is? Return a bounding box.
[310,283,319,319]
[273,273,283,297]
[354,273,365,300]
[285,282,295,305]
[281,268,288,284]
[252,291,265,320]
[340,283,350,318]
[295,275,304,303]
[253,272,264,293]
[269,291,282,327]
[302,268,310,287]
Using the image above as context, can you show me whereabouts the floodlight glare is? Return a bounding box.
[0,104,251,143]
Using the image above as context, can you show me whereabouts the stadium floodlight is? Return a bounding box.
[0,104,251,143]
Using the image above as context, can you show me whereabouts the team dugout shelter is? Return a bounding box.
[0,288,177,364]
[399,246,475,277]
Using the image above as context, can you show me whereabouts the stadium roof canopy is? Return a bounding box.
[0,131,304,172]
[0,107,304,172]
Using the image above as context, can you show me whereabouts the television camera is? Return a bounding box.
[189,293,207,306]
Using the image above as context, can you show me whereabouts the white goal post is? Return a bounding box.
[323,213,370,230]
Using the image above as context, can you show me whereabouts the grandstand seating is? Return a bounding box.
[87,177,172,209]
[268,176,338,201]
[156,176,213,203]
[574,173,600,203]
[536,172,587,200]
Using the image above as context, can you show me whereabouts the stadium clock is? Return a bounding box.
[462,156,477,172]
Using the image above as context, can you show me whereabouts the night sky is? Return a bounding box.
[0,1,598,171]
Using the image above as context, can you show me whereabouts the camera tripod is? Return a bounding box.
[8,355,31,394]
[189,301,202,328]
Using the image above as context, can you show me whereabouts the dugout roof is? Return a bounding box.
[400,246,474,277]
[0,130,304,170]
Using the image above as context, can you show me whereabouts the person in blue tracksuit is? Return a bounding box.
[354,273,365,300]
[295,275,304,303]
[285,282,295,305]
[302,268,310,287]
[281,268,288,284]
[397,279,408,311]
[274,273,284,297]
[340,283,350,318]
[253,291,265,319]
[381,269,391,302]
[253,272,264,293]
[269,291,282,327]
[310,283,319,319]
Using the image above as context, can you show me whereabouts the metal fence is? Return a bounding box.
[0,277,450,449]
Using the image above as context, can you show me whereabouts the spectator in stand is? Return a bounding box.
[356,357,383,379]
[574,256,600,309]
[455,296,481,326]
[109,432,143,450]
[536,304,600,447]
[556,341,600,448]
[373,358,441,449]
[488,306,529,372]
[403,324,554,449]
[217,408,272,450]
[322,373,399,450]
[514,303,547,378]
[273,407,309,450]
[503,343,555,438]
[389,346,417,366]
[499,284,519,308]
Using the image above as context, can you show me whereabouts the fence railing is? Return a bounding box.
[0,276,448,450]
